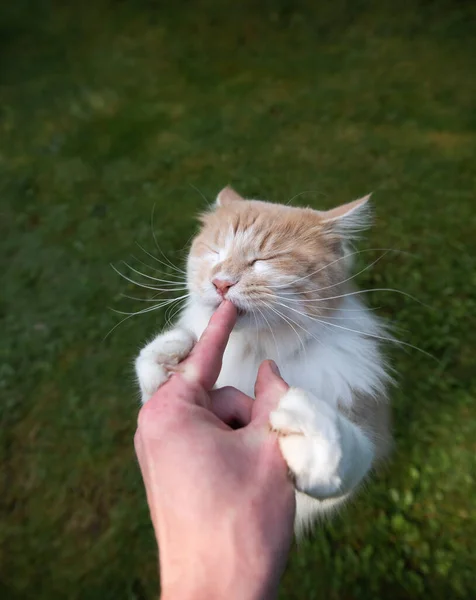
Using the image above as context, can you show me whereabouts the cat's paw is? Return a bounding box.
[270,388,343,499]
[135,329,196,403]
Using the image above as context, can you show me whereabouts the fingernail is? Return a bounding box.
[269,360,280,376]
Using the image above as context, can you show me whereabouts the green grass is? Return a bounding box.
[1,1,475,598]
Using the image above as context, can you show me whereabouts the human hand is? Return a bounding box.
[135,301,295,600]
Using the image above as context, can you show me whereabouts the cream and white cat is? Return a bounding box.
[135,187,392,532]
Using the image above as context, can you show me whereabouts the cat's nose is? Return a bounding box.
[212,278,235,297]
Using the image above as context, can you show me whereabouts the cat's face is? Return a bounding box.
[187,187,370,329]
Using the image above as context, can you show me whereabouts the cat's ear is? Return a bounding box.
[319,194,372,238]
[216,186,244,207]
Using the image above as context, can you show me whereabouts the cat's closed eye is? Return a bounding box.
[250,255,280,265]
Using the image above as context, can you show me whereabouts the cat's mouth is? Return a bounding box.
[213,297,246,317]
[224,300,246,317]
[222,301,245,316]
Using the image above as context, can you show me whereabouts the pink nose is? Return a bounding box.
[212,278,235,296]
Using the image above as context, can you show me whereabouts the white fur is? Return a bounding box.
[135,328,196,403]
[270,387,374,532]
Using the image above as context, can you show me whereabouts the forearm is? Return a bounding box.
[160,554,282,600]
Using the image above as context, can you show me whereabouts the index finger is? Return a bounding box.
[180,301,237,390]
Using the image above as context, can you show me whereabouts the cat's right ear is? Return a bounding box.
[216,186,244,207]
[319,194,372,238]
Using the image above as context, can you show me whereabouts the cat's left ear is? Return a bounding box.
[216,186,244,207]
[319,194,372,237]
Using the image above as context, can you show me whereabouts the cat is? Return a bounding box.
[135,186,392,533]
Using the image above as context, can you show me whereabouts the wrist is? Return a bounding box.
[159,541,281,600]
[161,575,277,600]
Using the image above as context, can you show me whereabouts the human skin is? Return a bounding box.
[134,301,296,599]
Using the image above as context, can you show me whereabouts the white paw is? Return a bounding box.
[135,329,196,403]
[270,388,343,499]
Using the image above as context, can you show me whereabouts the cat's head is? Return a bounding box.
[187,187,371,329]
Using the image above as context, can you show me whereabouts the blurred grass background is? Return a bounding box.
[1,0,475,598]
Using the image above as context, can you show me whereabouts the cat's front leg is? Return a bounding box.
[270,388,374,500]
[135,328,196,403]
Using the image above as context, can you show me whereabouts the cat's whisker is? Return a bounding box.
[256,304,282,365]
[274,299,364,328]
[261,301,308,357]
[189,183,213,209]
[110,295,190,317]
[111,264,188,293]
[104,296,187,340]
[267,248,409,290]
[272,299,436,360]
[256,288,373,310]
[258,291,381,313]
[121,293,189,302]
[317,318,436,360]
[135,242,186,278]
[274,297,408,334]
[278,287,431,308]
[264,301,326,349]
[121,261,187,287]
[305,251,390,294]
[251,306,259,342]
[274,304,377,321]
[129,253,187,282]
[165,297,188,328]
[124,282,188,293]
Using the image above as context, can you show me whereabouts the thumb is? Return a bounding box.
[249,360,289,426]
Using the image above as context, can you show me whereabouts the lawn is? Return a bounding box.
[1,1,475,598]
